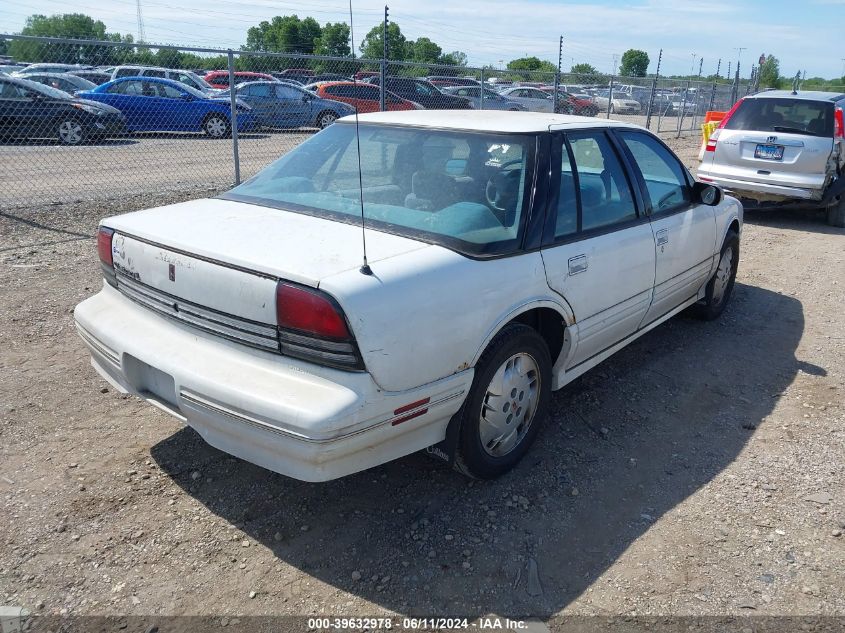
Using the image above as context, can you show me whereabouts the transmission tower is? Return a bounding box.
[136,0,146,43]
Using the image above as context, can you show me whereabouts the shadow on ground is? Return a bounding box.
[153,283,817,616]
[744,208,844,234]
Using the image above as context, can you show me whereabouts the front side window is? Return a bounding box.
[276,85,302,99]
[160,83,185,99]
[618,131,690,213]
[222,123,535,255]
[566,131,637,231]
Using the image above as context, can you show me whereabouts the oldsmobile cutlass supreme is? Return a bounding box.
[75,110,742,481]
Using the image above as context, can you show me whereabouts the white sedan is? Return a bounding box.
[75,111,742,481]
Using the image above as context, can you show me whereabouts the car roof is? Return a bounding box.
[343,110,645,133]
[748,90,845,102]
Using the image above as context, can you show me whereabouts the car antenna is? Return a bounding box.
[349,0,373,276]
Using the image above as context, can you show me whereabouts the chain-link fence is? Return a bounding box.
[1,34,753,210]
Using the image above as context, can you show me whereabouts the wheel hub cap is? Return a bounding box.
[479,352,540,457]
[713,246,734,304]
[60,121,82,143]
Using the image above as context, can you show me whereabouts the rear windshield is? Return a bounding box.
[221,123,536,256]
[726,98,834,137]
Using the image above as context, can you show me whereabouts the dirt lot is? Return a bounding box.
[1,134,844,627]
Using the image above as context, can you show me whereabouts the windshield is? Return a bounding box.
[222,123,535,255]
[725,98,834,137]
[17,78,73,100]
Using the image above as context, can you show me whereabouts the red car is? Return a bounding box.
[541,88,599,116]
[352,71,380,81]
[204,71,277,89]
[311,82,418,113]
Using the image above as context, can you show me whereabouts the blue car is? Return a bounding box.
[77,77,256,138]
[222,81,355,130]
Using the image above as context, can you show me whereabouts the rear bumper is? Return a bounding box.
[697,172,826,204]
[74,284,471,481]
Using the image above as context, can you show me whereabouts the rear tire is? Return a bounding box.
[203,114,230,138]
[453,323,552,480]
[827,196,845,228]
[692,230,739,321]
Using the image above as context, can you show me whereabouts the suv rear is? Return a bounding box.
[698,90,845,226]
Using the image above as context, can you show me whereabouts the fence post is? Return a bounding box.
[676,78,690,138]
[707,80,717,113]
[227,49,241,186]
[605,75,614,119]
[379,58,386,112]
[645,76,657,130]
[480,67,485,110]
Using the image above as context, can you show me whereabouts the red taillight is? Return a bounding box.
[706,98,744,153]
[275,282,350,340]
[97,226,114,267]
[835,107,844,139]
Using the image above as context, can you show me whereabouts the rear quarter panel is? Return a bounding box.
[320,248,568,393]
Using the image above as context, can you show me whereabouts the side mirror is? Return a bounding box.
[301,93,311,102]
[694,181,723,206]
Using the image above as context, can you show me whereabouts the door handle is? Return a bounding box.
[568,254,588,275]
[656,228,669,246]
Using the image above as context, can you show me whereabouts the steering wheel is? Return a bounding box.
[485,158,523,212]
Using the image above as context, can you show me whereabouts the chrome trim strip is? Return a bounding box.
[278,329,355,353]
[179,389,466,443]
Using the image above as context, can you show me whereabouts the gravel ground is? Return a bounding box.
[1,134,843,626]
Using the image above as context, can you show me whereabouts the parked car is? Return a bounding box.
[592,90,641,114]
[699,90,845,226]
[440,86,526,111]
[427,76,480,88]
[75,110,741,482]
[111,66,218,94]
[13,63,93,76]
[309,81,418,113]
[365,76,472,110]
[67,69,113,85]
[78,77,256,138]
[542,89,599,116]
[203,71,277,89]
[497,86,555,112]
[0,76,125,144]
[23,72,97,95]
[353,71,380,81]
[223,81,355,129]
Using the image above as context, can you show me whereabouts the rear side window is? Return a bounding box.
[726,98,834,137]
[115,68,136,78]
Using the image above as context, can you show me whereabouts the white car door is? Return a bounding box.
[615,130,717,326]
[541,130,656,370]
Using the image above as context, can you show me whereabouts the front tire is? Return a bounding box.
[454,323,552,479]
[827,196,845,228]
[692,230,739,320]
[316,110,338,129]
[57,118,85,145]
[203,114,230,138]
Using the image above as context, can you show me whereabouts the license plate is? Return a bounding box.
[754,144,784,160]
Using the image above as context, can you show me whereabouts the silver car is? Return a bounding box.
[440,86,527,111]
[497,86,555,113]
[698,90,845,226]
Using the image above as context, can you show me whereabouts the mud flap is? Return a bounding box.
[424,407,463,466]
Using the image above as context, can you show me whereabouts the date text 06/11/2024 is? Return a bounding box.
[306,617,534,630]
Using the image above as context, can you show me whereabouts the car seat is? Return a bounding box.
[405,171,457,211]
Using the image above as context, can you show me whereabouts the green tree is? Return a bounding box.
[439,50,467,66]
[758,54,781,89]
[506,56,557,73]
[570,62,598,75]
[359,22,406,60]
[244,15,321,54]
[8,13,131,64]
[313,22,350,57]
[619,49,649,77]
[409,37,441,64]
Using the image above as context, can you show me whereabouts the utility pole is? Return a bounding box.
[379,5,388,112]
[690,53,697,77]
[554,35,563,114]
[645,48,662,130]
[611,53,619,76]
[136,0,145,43]
[715,58,721,79]
[697,57,703,78]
